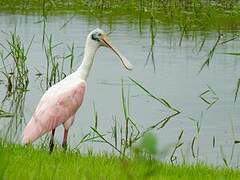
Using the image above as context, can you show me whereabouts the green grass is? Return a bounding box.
[1,142,240,179]
[0,0,240,31]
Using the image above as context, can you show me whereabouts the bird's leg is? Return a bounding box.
[49,129,55,153]
[62,128,68,150]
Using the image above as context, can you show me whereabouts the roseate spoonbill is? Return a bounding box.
[22,28,133,151]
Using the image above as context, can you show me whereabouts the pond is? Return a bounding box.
[0,13,240,167]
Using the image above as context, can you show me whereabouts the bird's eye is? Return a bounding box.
[91,34,98,41]
[98,33,102,36]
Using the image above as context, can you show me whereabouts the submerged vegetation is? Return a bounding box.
[1,141,240,180]
[0,0,240,31]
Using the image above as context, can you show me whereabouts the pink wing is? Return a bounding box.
[22,81,86,144]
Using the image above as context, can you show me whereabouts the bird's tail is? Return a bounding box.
[22,119,41,144]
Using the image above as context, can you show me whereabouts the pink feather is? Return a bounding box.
[22,74,86,144]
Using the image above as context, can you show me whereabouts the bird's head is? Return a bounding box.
[88,28,133,70]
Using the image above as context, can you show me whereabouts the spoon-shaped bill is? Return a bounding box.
[100,35,133,70]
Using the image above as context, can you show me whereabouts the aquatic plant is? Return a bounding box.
[0,0,240,31]
[0,30,33,139]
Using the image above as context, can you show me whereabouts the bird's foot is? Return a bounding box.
[62,142,67,151]
[49,139,54,153]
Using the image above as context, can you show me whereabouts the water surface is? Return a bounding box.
[0,13,240,166]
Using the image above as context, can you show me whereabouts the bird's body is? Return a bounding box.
[22,28,133,150]
[22,72,86,144]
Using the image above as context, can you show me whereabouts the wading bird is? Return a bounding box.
[22,28,133,151]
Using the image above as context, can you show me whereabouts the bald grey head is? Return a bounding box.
[86,28,133,70]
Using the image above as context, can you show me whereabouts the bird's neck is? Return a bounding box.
[78,41,98,80]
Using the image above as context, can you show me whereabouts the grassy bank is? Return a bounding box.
[0,142,240,179]
[0,0,240,31]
